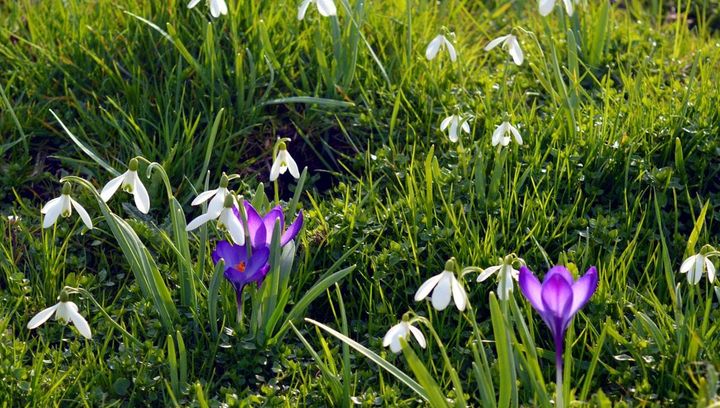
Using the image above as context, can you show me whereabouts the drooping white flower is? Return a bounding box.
[270,142,300,181]
[186,194,245,245]
[27,299,92,339]
[191,173,231,216]
[100,159,150,214]
[680,253,716,284]
[298,0,337,20]
[383,321,426,354]
[477,257,521,300]
[425,34,457,62]
[440,115,471,143]
[539,0,576,16]
[188,0,228,18]
[484,34,523,66]
[41,183,93,230]
[492,121,523,147]
[414,258,468,311]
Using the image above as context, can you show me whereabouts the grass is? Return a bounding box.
[2,0,720,406]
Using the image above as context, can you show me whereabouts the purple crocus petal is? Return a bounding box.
[243,201,266,248]
[543,265,574,285]
[540,273,573,338]
[518,266,545,313]
[246,246,270,275]
[212,240,247,269]
[253,264,271,288]
[280,210,303,246]
[262,206,285,246]
[568,266,598,317]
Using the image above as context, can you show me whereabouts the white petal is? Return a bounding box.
[414,273,444,301]
[484,35,508,51]
[55,301,78,323]
[389,336,403,353]
[562,0,573,15]
[492,122,507,147]
[133,177,150,214]
[690,255,704,285]
[383,323,404,347]
[431,273,453,311]
[316,0,336,16]
[508,37,524,66]
[221,209,246,245]
[461,120,471,134]
[71,199,93,230]
[477,265,502,282]
[217,0,228,15]
[425,35,444,60]
[448,118,459,143]
[450,276,467,311]
[27,304,59,329]
[408,325,426,349]
[206,191,227,216]
[41,197,62,228]
[440,116,453,131]
[286,154,300,179]
[188,0,201,8]
[68,308,92,339]
[444,39,457,62]
[539,0,555,16]
[298,0,312,20]
[191,189,218,206]
[210,0,221,17]
[497,268,514,301]
[706,258,716,283]
[186,212,214,231]
[41,196,62,214]
[508,123,523,145]
[270,157,282,181]
[42,197,65,229]
[100,173,126,202]
[680,255,696,273]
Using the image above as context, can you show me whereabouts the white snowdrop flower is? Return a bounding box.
[186,194,245,245]
[484,34,523,66]
[28,295,92,339]
[440,114,471,143]
[191,173,231,217]
[492,121,523,147]
[188,0,228,19]
[41,183,93,230]
[298,0,337,20]
[7,215,21,224]
[477,256,522,300]
[539,0,576,16]
[100,158,150,214]
[425,34,457,62]
[680,253,716,285]
[270,142,300,181]
[383,321,426,354]
[414,258,468,311]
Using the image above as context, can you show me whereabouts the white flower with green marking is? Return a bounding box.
[426,34,457,62]
[414,258,468,311]
[100,158,150,214]
[41,182,93,230]
[383,321,426,353]
[270,142,300,181]
[186,193,245,246]
[440,114,471,143]
[492,121,523,147]
[191,173,231,217]
[680,253,716,284]
[539,0,576,16]
[298,0,337,20]
[477,255,522,300]
[28,295,92,339]
[188,0,228,18]
[484,34,523,66]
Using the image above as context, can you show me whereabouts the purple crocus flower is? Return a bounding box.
[236,202,304,249]
[212,241,270,303]
[518,265,598,408]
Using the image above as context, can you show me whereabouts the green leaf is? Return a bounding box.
[401,339,450,408]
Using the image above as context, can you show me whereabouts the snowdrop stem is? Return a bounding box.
[147,161,174,199]
[274,179,280,206]
[64,286,143,347]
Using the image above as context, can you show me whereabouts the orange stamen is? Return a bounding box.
[235,261,246,272]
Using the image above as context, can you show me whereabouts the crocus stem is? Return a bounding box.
[555,341,564,408]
